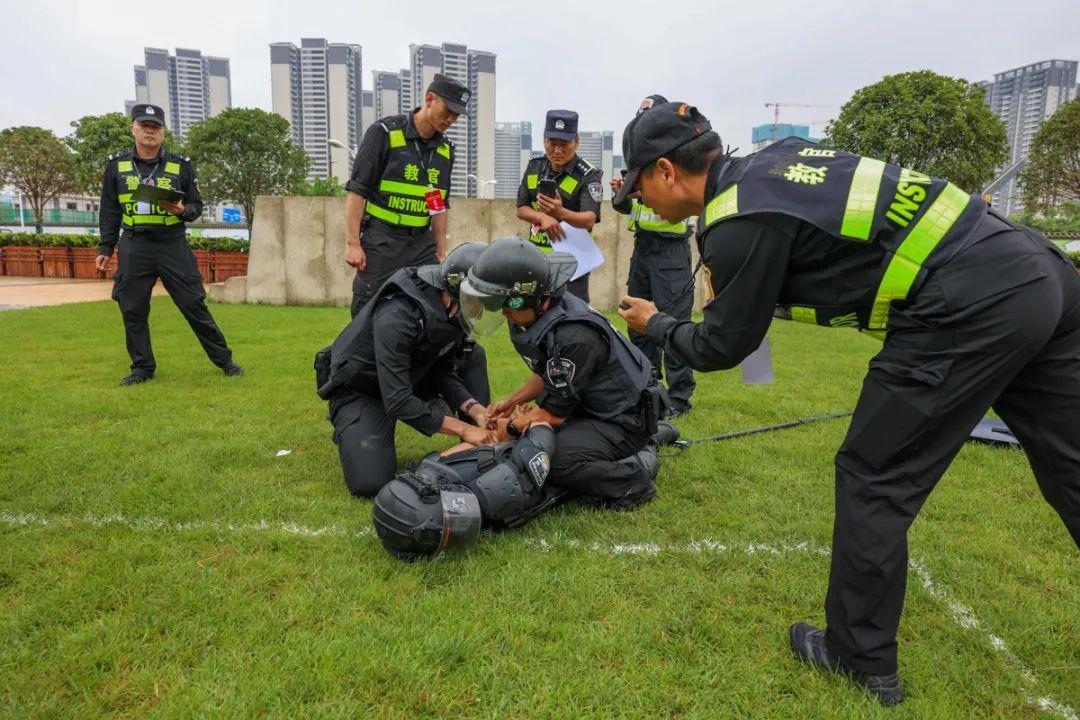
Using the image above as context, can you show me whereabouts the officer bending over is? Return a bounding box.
[316,243,494,497]
[461,238,662,509]
[615,101,1080,705]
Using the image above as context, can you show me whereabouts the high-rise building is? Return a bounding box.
[360,90,375,140]
[494,121,532,199]
[404,43,496,198]
[612,154,625,180]
[750,123,819,152]
[372,71,401,120]
[979,59,1078,215]
[132,47,231,136]
[270,38,363,182]
[577,130,614,198]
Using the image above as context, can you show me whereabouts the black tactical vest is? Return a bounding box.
[325,268,463,396]
[510,293,651,419]
[521,155,600,252]
[701,138,987,338]
[112,150,186,231]
[365,115,454,231]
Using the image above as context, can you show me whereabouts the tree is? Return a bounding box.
[296,176,346,197]
[0,126,78,233]
[184,108,309,225]
[1018,97,1080,213]
[824,70,1008,193]
[64,112,184,196]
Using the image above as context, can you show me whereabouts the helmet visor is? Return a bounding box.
[459,277,510,338]
[437,489,483,552]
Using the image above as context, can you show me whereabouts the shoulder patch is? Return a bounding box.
[588,182,603,202]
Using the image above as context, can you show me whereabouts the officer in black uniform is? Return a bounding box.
[516,110,605,303]
[615,102,1080,705]
[345,73,469,317]
[315,243,494,497]
[460,238,662,508]
[610,94,696,417]
[96,104,242,386]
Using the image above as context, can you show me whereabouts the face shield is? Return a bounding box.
[458,277,513,338]
[436,489,483,552]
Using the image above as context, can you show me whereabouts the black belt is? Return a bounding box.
[633,233,691,250]
[364,216,433,237]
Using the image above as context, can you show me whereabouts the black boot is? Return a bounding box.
[789,623,905,706]
[120,373,153,387]
[222,362,245,377]
[603,448,658,511]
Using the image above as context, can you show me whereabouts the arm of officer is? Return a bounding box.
[179,159,203,221]
[638,216,791,372]
[489,373,545,420]
[431,212,448,262]
[96,160,121,267]
[559,171,603,231]
[372,299,448,435]
[344,123,389,267]
[535,322,606,420]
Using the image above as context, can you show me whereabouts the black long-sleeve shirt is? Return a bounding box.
[98,149,203,257]
[644,155,885,372]
[371,297,471,435]
[535,322,607,419]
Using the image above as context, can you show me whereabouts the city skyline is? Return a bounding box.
[3,0,1076,179]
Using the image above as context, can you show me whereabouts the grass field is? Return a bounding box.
[1,297,1077,719]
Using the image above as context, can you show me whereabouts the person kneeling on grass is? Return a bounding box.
[315,243,495,497]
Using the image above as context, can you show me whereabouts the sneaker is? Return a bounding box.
[222,362,246,377]
[789,623,905,706]
[120,373,152,387]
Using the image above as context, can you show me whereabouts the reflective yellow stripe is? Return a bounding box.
[704,184,738,226]
[117,160,133,172]
[528,232,554,252]
[790,307,818,324]
[388,129,406,148]
[526,174,538,190]
[118,193,133,203]
[437,143,451,159]
[867,183,971,334]
[379,180,446,198]
[629,201,686,233]
[163,161,181,175]
[366,201,430,228]
[122,214,182,226]
[841,157,886,241]
[559,175,578,195]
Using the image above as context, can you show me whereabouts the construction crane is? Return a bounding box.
[764,102,829,141]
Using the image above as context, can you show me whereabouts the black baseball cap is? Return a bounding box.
[427,73,471,116]
[544,109,578,141]
[636,94,668,115]
[131,103,166,127]
[613,102,712,206]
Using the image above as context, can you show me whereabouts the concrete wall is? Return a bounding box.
[228,196,706,312]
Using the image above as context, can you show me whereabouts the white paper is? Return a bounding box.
[275,449,292,458]
[739,337,774,385]
[135,201,151,215]
[552,223,604,280]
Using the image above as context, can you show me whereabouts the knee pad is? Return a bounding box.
[470,463,529,524]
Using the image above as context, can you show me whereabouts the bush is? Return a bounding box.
[1069,251,1080,269]
[0,232,248,253]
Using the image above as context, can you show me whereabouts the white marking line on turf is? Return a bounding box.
[0,511,371,540]
[529,536,1076,720]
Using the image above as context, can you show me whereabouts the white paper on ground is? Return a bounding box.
[275,449,292,458]
[739,337,774,384]
[553,222,604,280]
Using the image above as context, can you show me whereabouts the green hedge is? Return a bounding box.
[1069,251,1080,268]
[0,232,248,253]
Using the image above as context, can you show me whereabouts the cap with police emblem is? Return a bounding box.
[613,102,713,206]
[131,103,166,127]
[544,109,578,141]
[637,94,668,116]
[427,73,471,116]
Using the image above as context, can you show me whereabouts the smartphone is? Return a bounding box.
[536,178,558,198]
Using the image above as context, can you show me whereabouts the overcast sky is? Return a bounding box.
[2,0,1077,154]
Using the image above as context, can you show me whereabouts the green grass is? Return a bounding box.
[1,298,1076,719]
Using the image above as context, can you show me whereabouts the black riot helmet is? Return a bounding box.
[372,459,482,560]
[415,241,488,300]
[458,238,578,336]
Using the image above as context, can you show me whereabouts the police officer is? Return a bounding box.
[460,238,661,509]
[315,243,495,497]
[615,102,1080,705]
[345,73,469,317]
[516,110,604,302]
[95,104,242,386]
[610,94,696,417]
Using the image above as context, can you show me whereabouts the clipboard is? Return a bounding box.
[130,183,185,205]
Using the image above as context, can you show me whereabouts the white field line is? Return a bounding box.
[529,535,1077,720]
[0,510,370,539]
[3,511,1074,719]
